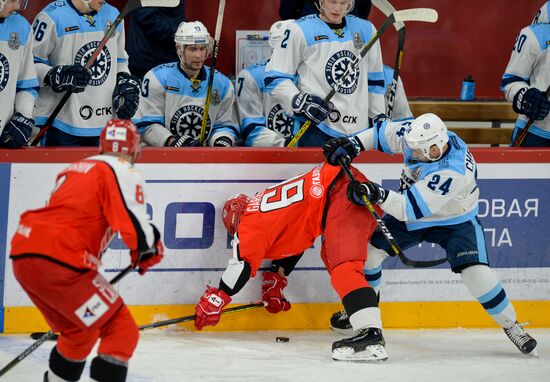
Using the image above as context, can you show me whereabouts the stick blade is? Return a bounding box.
[394,8,438,23]
[140,0,180,7]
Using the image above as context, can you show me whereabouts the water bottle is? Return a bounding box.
[460,75,475,101]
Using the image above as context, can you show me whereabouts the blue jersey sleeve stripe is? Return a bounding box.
[132,116,165,126]
[264,70,298,93]
[405,189,424,220]
[500,74,529,90]
[376,121,392,153]
[16,78,40,90]
[241,116,266,129]
[33,56,51,65]
[410,185,432,217]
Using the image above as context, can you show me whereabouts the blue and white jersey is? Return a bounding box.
[0,12,39,134]
[265,15,385,138]
[355,121,479,230]
[134,62,239,146]
[501,23,550,139]
[382,64,413,122]
[32,1,129,136]
[236,60,293,147]
[533,1,549,24]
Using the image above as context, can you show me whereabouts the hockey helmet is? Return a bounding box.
[222,194,250,235]
[318,0,355,15]
[174,21,212,53]
[404,113,449,161]
[100,119,141,163]
[268,19,294,49]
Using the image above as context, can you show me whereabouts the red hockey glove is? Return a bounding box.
[262,271,291,314]
[194,286,232,330]
[130,239,164,275]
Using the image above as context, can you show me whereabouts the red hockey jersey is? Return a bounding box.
[10,155,154,271]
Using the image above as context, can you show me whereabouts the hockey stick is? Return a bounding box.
[0,264,135,378]
[372,0,405,118]
[286,8,438,147]
[513,84,550,147]
[30,0,180,146]
[138,302,265,330]
[338,158,448,268]
[199,0,226,145]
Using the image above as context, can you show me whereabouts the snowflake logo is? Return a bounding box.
[0,53,9,92]
[74,42,112,86]
[170,105,211,139]
[268,104,294,138]
[325,50,359,95]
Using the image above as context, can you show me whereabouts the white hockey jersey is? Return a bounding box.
[0,13,39,133]
[265,15,385,138]
[383,64,413,122]
[134,62,239,146]
[236,60,294,147]
[533,1,549,24]
[32,0,129,136]
[501,23,550,139]
[355,121,479,230]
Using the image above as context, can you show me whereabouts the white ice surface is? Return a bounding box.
[1,328,549,381]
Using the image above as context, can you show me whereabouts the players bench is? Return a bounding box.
[409,100,516,147]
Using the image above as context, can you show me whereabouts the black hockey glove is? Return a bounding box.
[167,134,199,147]
[291,92,333,125]
[113,72,141,120]
[212,136,232,147]
[45,64,91,93]
[323,137,362,166]
[513,87,550,120]
[0,113,34,148]
[346,180,387,206]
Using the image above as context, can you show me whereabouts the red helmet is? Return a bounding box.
[100,119,141,162]
[222,194,250,235]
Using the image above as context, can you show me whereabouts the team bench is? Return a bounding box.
[409,100,517,146]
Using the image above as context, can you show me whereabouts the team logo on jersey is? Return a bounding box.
[267,104,294,138]
[325,50,359,95]
[84,14,96,27]
[0,53,10,92]
[74,293,109,327]
[353,32,364,50]
[106,21,117,38]
[8,32,20,50]
[170,105,212,140]
[75,42,112,86]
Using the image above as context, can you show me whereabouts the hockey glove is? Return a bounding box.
[130,225,164,275]
[513,87,550,121]
[167,134,199,147]
[261,271,291,314]
[45,64,91,93]
[291,92,333,125]
[323,137,361,166]
[0,113,34,148]
[346,180,388,206]
[212,136,233,147]
[113,72,141,120]
[194,286,232,330]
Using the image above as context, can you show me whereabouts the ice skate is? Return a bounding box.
[332,327,388,362]
[504,322,537,355]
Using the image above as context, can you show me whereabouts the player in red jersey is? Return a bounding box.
[194,161,388,362]
[10,119,164,382]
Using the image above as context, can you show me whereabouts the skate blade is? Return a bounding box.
[330,326,354,336]
[332,344,388,362]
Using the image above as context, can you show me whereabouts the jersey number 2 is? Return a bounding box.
[427,175,453,195]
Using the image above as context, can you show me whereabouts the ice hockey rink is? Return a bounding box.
[1,328,549,381]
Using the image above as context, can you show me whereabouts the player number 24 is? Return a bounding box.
[427,174,453,195]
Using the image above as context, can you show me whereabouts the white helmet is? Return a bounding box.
[317,0,355,16]
[404,113,449,161]
[174,21,212,51]
[268,19,294,49]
